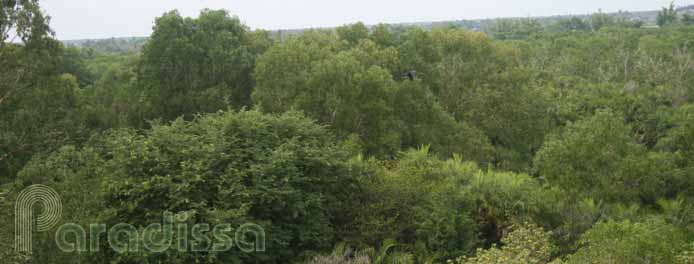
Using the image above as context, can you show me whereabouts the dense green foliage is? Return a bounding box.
[15,110,361,263]
[4,1,694,263]
[138,10,270,121]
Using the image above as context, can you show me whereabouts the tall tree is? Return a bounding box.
[0,0,84,182]
[14,110,361,263]
[657,2,679,27]
[336,22,370,47]
[535,110,675,203]
[138,9,260,121]
[658,104,694,197]
[434,28,550,170]
[590,10,614,31]
[1,0,53,49]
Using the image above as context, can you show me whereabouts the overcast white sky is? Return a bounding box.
[43,0,694,40]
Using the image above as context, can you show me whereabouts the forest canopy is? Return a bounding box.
[3,1,694,263]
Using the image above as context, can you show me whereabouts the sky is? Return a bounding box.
[42,0,694,40]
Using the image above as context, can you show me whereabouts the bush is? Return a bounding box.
[453,222,557,264]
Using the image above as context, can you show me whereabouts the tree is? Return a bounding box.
[252,32,341,114]
[392,80,493,163]
[657,2,678,27]
[57,46,95,87]
[0,0,54,49]
[336,22,370,47]
[15,110,361,263]
[353,148,480,260]
[298,51,400,156]
[535,110,674,203]
[254,31,491,159]
[0,72,86,181]
[454,222,557,264]
[590,11,614,31]
[138,9,259,121]
[79,52,146,129]
[1,0,59,108]
[397,27,441,91]
[466,165,565,245]
[369,24,400,48]
[658,104,694,197]
[0,0,84,183]
[352,148,565,261]
[564,218,687,264]
[434,28,551,170]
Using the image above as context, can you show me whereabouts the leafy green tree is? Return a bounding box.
[434,28,551,170]
[252,33,341,114]
[337,22,370,46]
[247,29,275,56]
[393,80,493,162]
[57,47,95,87]
[0,0,54,49]
[467,165,565,245]
[0,72,86,180]
[15,110,361,263]
[535,110,675,203]
[138,9,259,121]
[564,218,687,264]
[0,1,87,258]
[8,145,110,263]
[299,51,399,156]
[0,0,85,183]
[79,52,147,129]
[255,31,491,159]
[657,2,679,27]
[590,11,614,31]
[454,222,557,264]
[1,0,60,109]
[353,148,566,261]
[369,24,400,48]
[353,148,480,260]
[397,27,441,90]
[658,104,694,196]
